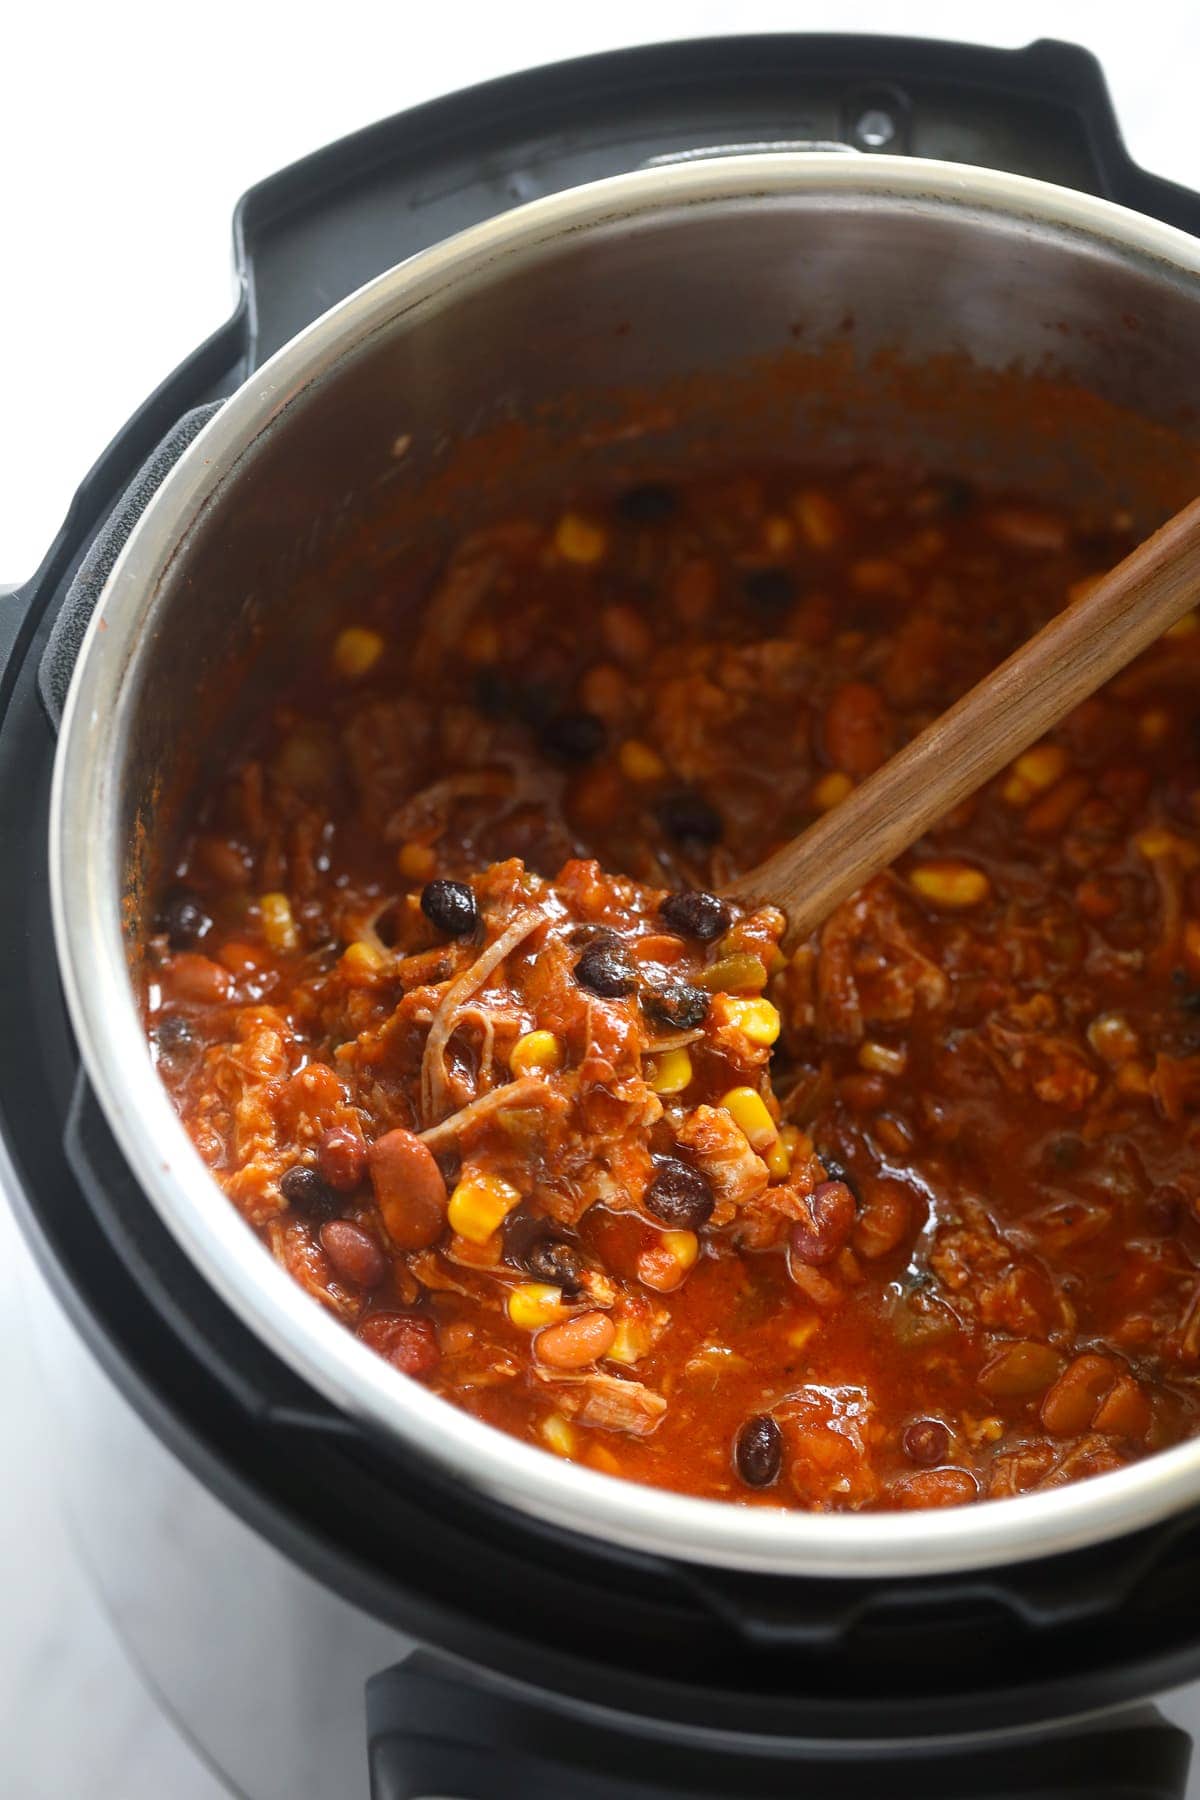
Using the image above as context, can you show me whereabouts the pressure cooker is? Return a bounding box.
[8,32,1200,1798]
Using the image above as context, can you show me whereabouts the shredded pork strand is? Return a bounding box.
[418,1073,553,1146]
[420,907,546,1124]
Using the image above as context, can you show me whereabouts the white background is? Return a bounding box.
[4,3,1200,1794]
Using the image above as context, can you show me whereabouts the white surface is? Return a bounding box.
[5,3,1200,1795]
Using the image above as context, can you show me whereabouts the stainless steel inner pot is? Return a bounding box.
[50,154,1200,1578]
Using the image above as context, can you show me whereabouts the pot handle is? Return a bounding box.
[38,400,224,731]
[365,1656,1191,1798]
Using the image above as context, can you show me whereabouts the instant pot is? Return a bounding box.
[9,33,1200,1798]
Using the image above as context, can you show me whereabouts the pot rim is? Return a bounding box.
[50,151,1200,1579]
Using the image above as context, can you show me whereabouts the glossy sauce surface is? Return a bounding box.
[145,466,1200,1510]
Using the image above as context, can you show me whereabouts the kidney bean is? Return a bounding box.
[536,1311,616,1370]
[320,1220,387,1288]
[1040,1353,1118,1436]
[358,1311,440,1377]
[977,1341,1064,1399]
[656,790,723,847]
[368,1129,448,1250]
[902,1419,951,1467]
[643,975,710,1029]
[194,834,251,887]
[853,1178,911,1259]
[317,1125,367,1192]
[574,938,637,997]
[891,1467,979,1508]
[734,1414,783,1486]
[541,711,606,764]
[789,1181,856,1266]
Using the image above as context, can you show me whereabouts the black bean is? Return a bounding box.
[280,1164,337,1219]
[644,976,710,1031]
[501,1213,584,1294]
[902,1418,951,1467]
[421,878,479,938]
[541,710,606,764]
[574,938,637,997]
[815,1151,860,1204]
[644,1157,714,1229]
[157,887,212,950]
[525,1238,584,1294]
[656,790,723,847]
[155,1013,194,1051]
[743,567,796,610]
[660,889,731,942]
[617,482,678,525]
[734,1414,783,1487]
[473,670,517,718]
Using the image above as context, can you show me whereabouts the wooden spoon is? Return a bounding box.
[727,495,1200,935]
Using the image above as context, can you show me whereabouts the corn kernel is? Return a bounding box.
[259,891,299,954]
[720,1085,778,1151]
[341,939,387,975]
[763,513,795,554]
[1136,827,1200,867]
[1166,609,1200,641]
[463,620,500,663]
[1116,1060,1152,1097]
[765,1137,792,1180]
[782,1125,811,1162]
[1185,919,1200,976]
[787,1316,820,1351]
[588,1444,622,1474]
[398,841,437,882]
[647,1047,693,1095]
[1139,707,1171,747]
[662,1230,699,1273]
[555,512,607,564]
[1087,1012,1140,1065]
[699,952,768,993]
[447,1170,521,1245]
[333,626,384,679]
[510,1030,563,1077]
[793,489,843,550]
[507,1283,570,1330]
[813,770,854,811]
[910,862,991,910]
[858,1040,907,1076]
[541,1413,577,1458]
[608,1319,651,1365]
[618,738,667,783]
[1002,743,1067,808]
[850,557,907,596]
[721,996,781,1047]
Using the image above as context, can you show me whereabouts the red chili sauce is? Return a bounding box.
[144,465,1200,1510]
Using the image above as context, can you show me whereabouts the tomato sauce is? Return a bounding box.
[144,464,1200,1510]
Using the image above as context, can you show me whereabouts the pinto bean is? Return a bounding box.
[891,1467,979,1508]
[853,1179,911,1260]
[536,1311,616,1370]
[368,1128,448,1250]
[1040,1353,1118,1436]
[166,953,234,1004]
[977,1341,1064,1399]
[1091,1373,1151,1440]
[822,681,890,777]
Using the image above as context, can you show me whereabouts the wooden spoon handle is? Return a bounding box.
[727,494,1200,935]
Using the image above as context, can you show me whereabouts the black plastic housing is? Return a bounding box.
[6,35,1200,1791]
